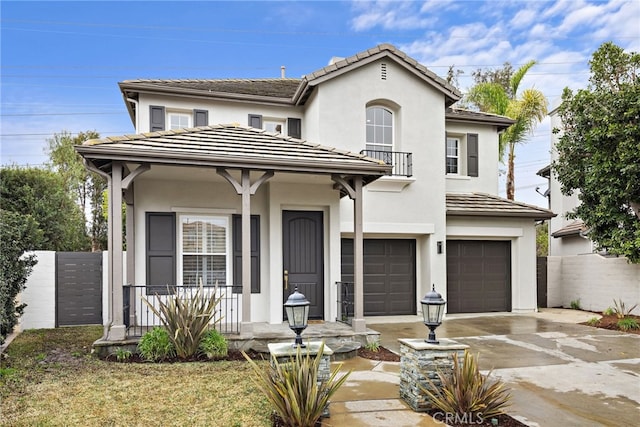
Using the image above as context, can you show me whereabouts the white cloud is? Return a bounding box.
[350,1,434,31]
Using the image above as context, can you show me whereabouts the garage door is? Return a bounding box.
[341,239,416,316]
[447,240,511,313]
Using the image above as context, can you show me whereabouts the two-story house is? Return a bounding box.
[77,44,553,342]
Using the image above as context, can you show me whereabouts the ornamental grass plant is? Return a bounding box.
[243,343,351,427]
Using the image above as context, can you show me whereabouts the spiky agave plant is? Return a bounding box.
[243,343,351,427]
[142,279,223,359]
[421,350,511,420]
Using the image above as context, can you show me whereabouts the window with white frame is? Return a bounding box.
[168,112,191,130]
[180,216,229,286]
[365,106,393,152]
[446,137,460,174]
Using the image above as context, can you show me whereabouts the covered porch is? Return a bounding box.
[76,125,391,346]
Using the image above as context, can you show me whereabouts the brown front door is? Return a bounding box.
[283,210,324,320]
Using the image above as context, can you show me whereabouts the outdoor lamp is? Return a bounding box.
[421,284,446,344]
[284,287,310,347]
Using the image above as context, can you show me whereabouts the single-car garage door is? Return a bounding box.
[341,239,416,316]
[447,240,511,313]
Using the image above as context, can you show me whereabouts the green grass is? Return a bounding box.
[1,326,271,426]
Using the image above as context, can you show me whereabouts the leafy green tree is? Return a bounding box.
[467,61,548,200]
[0,166,90,251]
[536,222,549,257]
[552,42,640,263]
[46,131,107,251]
[0,210,40,344]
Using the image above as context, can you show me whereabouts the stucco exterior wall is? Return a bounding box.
[547,255,640,313]
[446,216,538,312]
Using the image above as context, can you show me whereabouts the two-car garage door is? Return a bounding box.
[341,239,416,316]
[446,240,511,313]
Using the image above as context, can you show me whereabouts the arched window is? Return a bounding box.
[365,106,393,152]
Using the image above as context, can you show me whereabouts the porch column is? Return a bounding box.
[331,175,366,333]
[107,161,125,340]
[352,176,366,332]
[218,168,273,334]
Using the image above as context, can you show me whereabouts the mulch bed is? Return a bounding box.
[102,349,266,363]
[579,313,640,335]
[357,346,401,362]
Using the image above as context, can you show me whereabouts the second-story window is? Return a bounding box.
[366,107,393,152]
[446,137,460,174]
[169,112,191,130]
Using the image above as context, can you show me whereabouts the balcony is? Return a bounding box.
[361,150,413,177]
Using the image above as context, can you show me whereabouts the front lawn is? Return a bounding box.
[0,326,271,426]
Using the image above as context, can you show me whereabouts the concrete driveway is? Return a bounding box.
[368,309,640,427]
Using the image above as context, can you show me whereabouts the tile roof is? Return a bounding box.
[445,108,515,130]
[551,220,587,238]
[119,78,301,100]
[76,125,391,181]
[446,193,555,220]
[119,44,462,107]
[296,44,461,105]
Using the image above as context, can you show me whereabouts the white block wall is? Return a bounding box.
[547,254,640,314]
[19,251,56,330]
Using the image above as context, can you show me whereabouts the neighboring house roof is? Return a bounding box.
[445,108,515,131]
[119,44,464,123]
[76,125,392,195]
[551,220,587,238]
[446,193,555,220]
[537,164,551,178]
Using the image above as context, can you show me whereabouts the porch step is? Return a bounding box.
[247,338,362,361]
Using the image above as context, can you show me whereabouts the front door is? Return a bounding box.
[283,210,324,320]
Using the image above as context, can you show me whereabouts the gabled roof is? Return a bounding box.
[551,220,587,238]
[76,125,392,193]
[293,44,462,106]
[446,193,555,220]
[537,164,551,178]
[118,44,462,114]
[445,108,515,131]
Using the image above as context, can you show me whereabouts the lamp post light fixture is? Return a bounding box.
[421,284,446,344]
[284,286,311,348]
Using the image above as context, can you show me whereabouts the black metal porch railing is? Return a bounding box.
[123,284,241,336]
[336,281,354,325]
[361,150,413,177]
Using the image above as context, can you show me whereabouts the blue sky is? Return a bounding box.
[1,0,639,207]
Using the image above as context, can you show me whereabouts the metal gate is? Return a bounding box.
[56,252,103,326]
[536,257,548,308]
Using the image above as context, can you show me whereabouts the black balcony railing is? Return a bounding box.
[361,150,413,177]
[123,284,241,336]
[336,281,354,325]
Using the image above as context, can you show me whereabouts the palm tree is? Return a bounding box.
[467,61,547,200]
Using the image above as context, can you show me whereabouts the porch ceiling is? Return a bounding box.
[76,125,391,191]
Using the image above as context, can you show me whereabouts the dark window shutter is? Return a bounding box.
[232,214,260,293]
[248,114,262,129]
[194,109,208,126]
[467,133,479,177]
[287,118,301,139]
[150,106,165,131]
[146,212,175,295]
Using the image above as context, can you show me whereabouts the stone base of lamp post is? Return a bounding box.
[268,341,334,418]
[398,338,469,412]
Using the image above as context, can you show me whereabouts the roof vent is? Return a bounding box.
[281,66,286,79]
[381,63,387,80]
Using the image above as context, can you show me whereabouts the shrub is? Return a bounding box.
[364,339,380,352]
[199,329,228,359]
[142,282,223,359]
[112,348,133,362]
[421,350,511,420]
[617,318,639,331]
[603,307,615,316]
[586,317,600,326]
[570,299,582,310]
[612,299,638,319]
[138,327,176,362]
[243,343,351,427]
